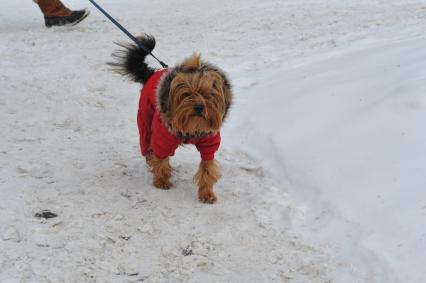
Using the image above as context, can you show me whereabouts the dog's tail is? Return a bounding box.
[108,34,157,84]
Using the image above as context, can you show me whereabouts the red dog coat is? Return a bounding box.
[137,69,221,160]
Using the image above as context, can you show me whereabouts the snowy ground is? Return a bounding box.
[1,0,426,282]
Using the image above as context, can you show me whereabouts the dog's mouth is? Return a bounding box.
[175,115,215,137]
[177,129,210,140]
[190,113,205,118]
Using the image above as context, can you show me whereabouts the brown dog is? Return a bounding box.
[110,35,232,203]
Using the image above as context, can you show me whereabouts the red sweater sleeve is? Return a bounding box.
[150,113,180,159]
[196,132,221,160]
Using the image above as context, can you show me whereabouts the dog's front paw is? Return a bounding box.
[198,190,217,204]
[153,178,173,190]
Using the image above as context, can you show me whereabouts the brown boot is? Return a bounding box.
[36,0,71,17]
[35,0,90,27]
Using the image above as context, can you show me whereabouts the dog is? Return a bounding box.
[110,35,232,203]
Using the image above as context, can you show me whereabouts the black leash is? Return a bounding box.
[88,0,168,68]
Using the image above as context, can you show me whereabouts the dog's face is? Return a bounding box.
[157,54,232,136]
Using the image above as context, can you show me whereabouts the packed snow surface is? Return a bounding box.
[1,0,426,282]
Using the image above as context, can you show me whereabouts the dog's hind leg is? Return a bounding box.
[194,160,221,204]
[147,155,173,189]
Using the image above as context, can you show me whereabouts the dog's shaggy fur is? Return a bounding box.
[110,35,232,203]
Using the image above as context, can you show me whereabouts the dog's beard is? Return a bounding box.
[171,99,223,136]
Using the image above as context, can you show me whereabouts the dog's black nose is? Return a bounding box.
[194,104,204,115]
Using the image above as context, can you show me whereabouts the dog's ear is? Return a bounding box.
[206,65,233,121]
[194,58,233,121]
[221,76,232,120]
[156,53,202,115]
[182,53,202,72]
[207,70,232,120]
[156,69,176,115]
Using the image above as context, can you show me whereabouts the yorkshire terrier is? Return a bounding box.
[110,35,232,203]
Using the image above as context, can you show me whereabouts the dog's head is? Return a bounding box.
[157,54,232,137]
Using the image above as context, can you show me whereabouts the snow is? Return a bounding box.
[1,0,426,282]
[225,27,426,283]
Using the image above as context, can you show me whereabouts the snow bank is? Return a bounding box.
[224,28,426,282]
